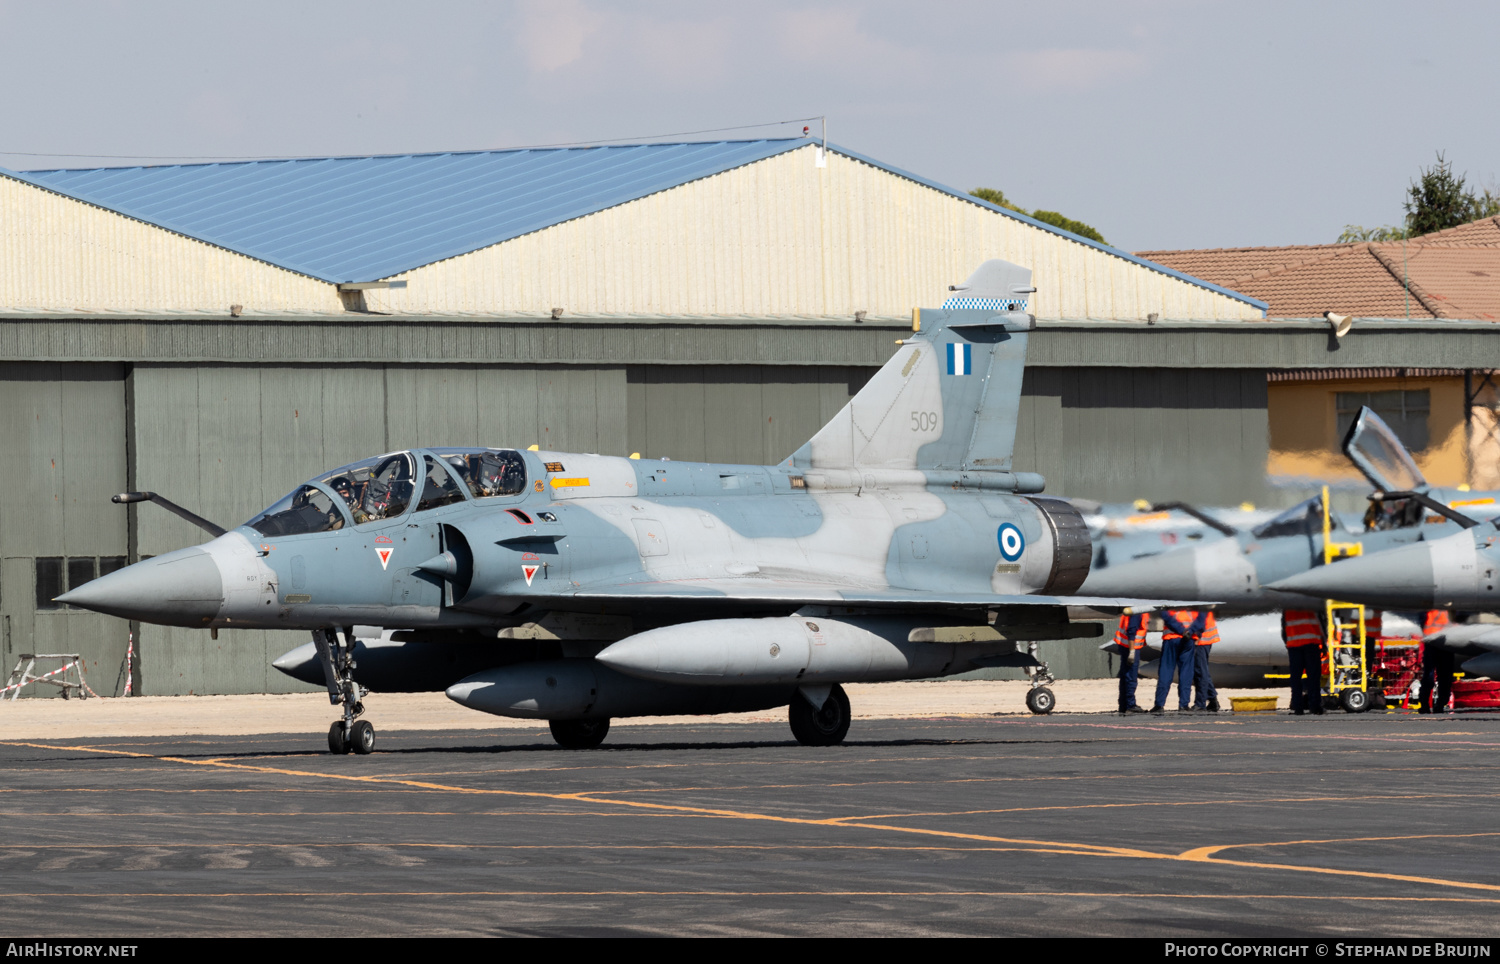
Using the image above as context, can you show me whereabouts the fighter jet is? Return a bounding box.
[1076,407,1500,613]
[61,260,1168,754]
[1268,503,1500,677]
[1074,499,1275,574]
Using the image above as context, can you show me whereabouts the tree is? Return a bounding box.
[969,187,1108,245]
[1029,210,1108,245]
[1404,152,1495,237]
[1336,224,1410,243]
[969,187,1023,212]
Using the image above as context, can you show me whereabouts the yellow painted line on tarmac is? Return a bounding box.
[1188,830,1500,853]
[8,738,1500,897]
[837,791,1473,822]
[1177,837,1500,894]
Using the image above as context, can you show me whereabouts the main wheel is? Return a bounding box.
[328,721,350,755]
[1341,688,1370,714]
[549,718,610,749]
[1026,686,1056,715]
[350,719,376,754]
[788,684,851,746]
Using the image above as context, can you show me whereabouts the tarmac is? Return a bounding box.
[2,679,1498,937]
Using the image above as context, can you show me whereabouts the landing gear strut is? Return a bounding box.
[1024,641,1056,715]
[314,628,374,755]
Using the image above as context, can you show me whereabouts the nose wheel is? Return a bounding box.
[1024,642,1057,715]
[313,628,375,755]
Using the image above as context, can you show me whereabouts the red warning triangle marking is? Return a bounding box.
[522,565,539,586]
[376,547,394,570]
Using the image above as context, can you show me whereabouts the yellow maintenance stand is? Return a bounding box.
[1320,485,1372,713]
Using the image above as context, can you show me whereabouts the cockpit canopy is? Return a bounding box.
[1251,496,1330,541]
[244,448,528,537]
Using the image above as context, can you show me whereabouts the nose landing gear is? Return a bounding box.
[313,628,374,755]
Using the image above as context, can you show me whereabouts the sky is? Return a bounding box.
[1,0,1495,252]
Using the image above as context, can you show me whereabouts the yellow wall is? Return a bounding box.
[1267,376,1468,486]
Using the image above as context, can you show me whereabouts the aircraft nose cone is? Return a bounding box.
[271,642,322,685]
[1268,542,1437,608]
[57,547,224,626]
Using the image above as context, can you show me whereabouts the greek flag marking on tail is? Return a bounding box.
[946,342,972,376]
[941,297,1028,311]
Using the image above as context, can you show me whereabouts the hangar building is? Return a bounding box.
[0,138,1490,694]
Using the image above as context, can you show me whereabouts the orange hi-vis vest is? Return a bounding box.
[1112,613,1147,650]
[1364,609,1383,639]
[1424,610,1450,635]
[1196,612,1220,646]
[1161,609,1205,641]
[1282,610,1323,648]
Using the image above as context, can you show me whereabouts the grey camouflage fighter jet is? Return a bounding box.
[1269,506,1500,677]
[1075,407,1500,614]
[61,260,1167,754]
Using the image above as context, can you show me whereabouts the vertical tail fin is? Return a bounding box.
[790,260,1036,475]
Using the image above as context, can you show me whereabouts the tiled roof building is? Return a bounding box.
[1138,217,1500,320]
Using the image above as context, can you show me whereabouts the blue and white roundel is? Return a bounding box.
[997,523,1025,561]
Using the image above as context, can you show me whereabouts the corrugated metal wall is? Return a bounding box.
[1015,367,1277,506]
[0,363,132,695]
[0,177,340,315]
[626,365,874,464]
[371,146,1261,321]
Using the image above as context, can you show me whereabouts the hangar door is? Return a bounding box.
[0,363,131,696]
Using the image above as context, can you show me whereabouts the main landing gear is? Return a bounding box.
[1024,642,1057,715]
[313,628,374,755]
[549,718,611,749]
[789,683,851,746]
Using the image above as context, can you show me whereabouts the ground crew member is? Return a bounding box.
[1419,610,1455,714]
[1111,611,1149,714]
[1191,611,1221,712]
[1152,609,1202,713]
[1282,609,1325,715]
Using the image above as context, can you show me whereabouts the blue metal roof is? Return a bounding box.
[4,138,1266,311]
[12,140,808,283]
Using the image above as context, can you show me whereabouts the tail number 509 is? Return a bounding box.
[910,411,939,432]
